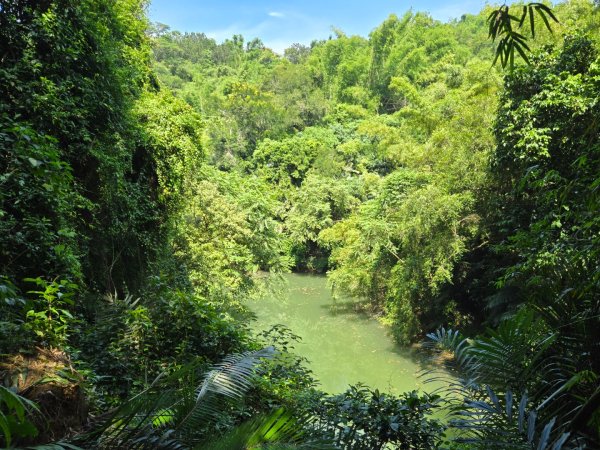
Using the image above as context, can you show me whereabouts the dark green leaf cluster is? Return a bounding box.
[309,384,444,449]
[0,117,82,283]
[76,284,249,404]
[0,385,39,447]
[0,0,161,293]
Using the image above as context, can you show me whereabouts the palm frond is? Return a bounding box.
[201,408,337,450]
[85,347,276,449]
[175,347,276,441]
[24,444,84,450]
[0,385,40,447]
[451,388,571,450]
[424,310,597,448]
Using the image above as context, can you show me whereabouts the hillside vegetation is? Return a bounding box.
[1,0,599,448]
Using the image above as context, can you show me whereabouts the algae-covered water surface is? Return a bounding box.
[251,273,442,395]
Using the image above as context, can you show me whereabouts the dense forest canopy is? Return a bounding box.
[0,0,599,448]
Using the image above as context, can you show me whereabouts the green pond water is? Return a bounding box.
[250,273,441,395]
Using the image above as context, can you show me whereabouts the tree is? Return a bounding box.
[426,31,600,450]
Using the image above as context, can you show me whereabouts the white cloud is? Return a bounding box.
[268,11,284,18]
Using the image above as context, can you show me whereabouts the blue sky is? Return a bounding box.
[148,0,488,53]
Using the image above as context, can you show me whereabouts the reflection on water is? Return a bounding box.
[250,273,442,395]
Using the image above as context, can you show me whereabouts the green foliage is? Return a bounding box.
[0,3,213,420]
[319,68,499,341]
[202,407,335,450]
[481,33,600,335]
[0,386,39,447]
[321,174,481,343]
[172,167,290,307]
[148,9,505,342]
[0,0,177,294]
[249,325,319,413]
[0,277,78,352]
[78,284,249,403]
[84,348,277,449]
[83,344,442,450]
[223,81,289,153]
[452,389,571,449]
[453,32,600,446]
[23,278,77,349]
[133,89,204,206]
[309,384,444,449]
[1,372,92,449]
[285,174,361,272]
[0,278,35,354]
[252,127,339,188]
[426,309,598,448]
[0,117,82,283]
[414,15,600,448]
[3,0,599,447]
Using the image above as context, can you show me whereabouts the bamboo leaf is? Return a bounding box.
[535,3,559,23]
[519,6,528,27]
[514,42,531,65]
[535,6,554,33]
